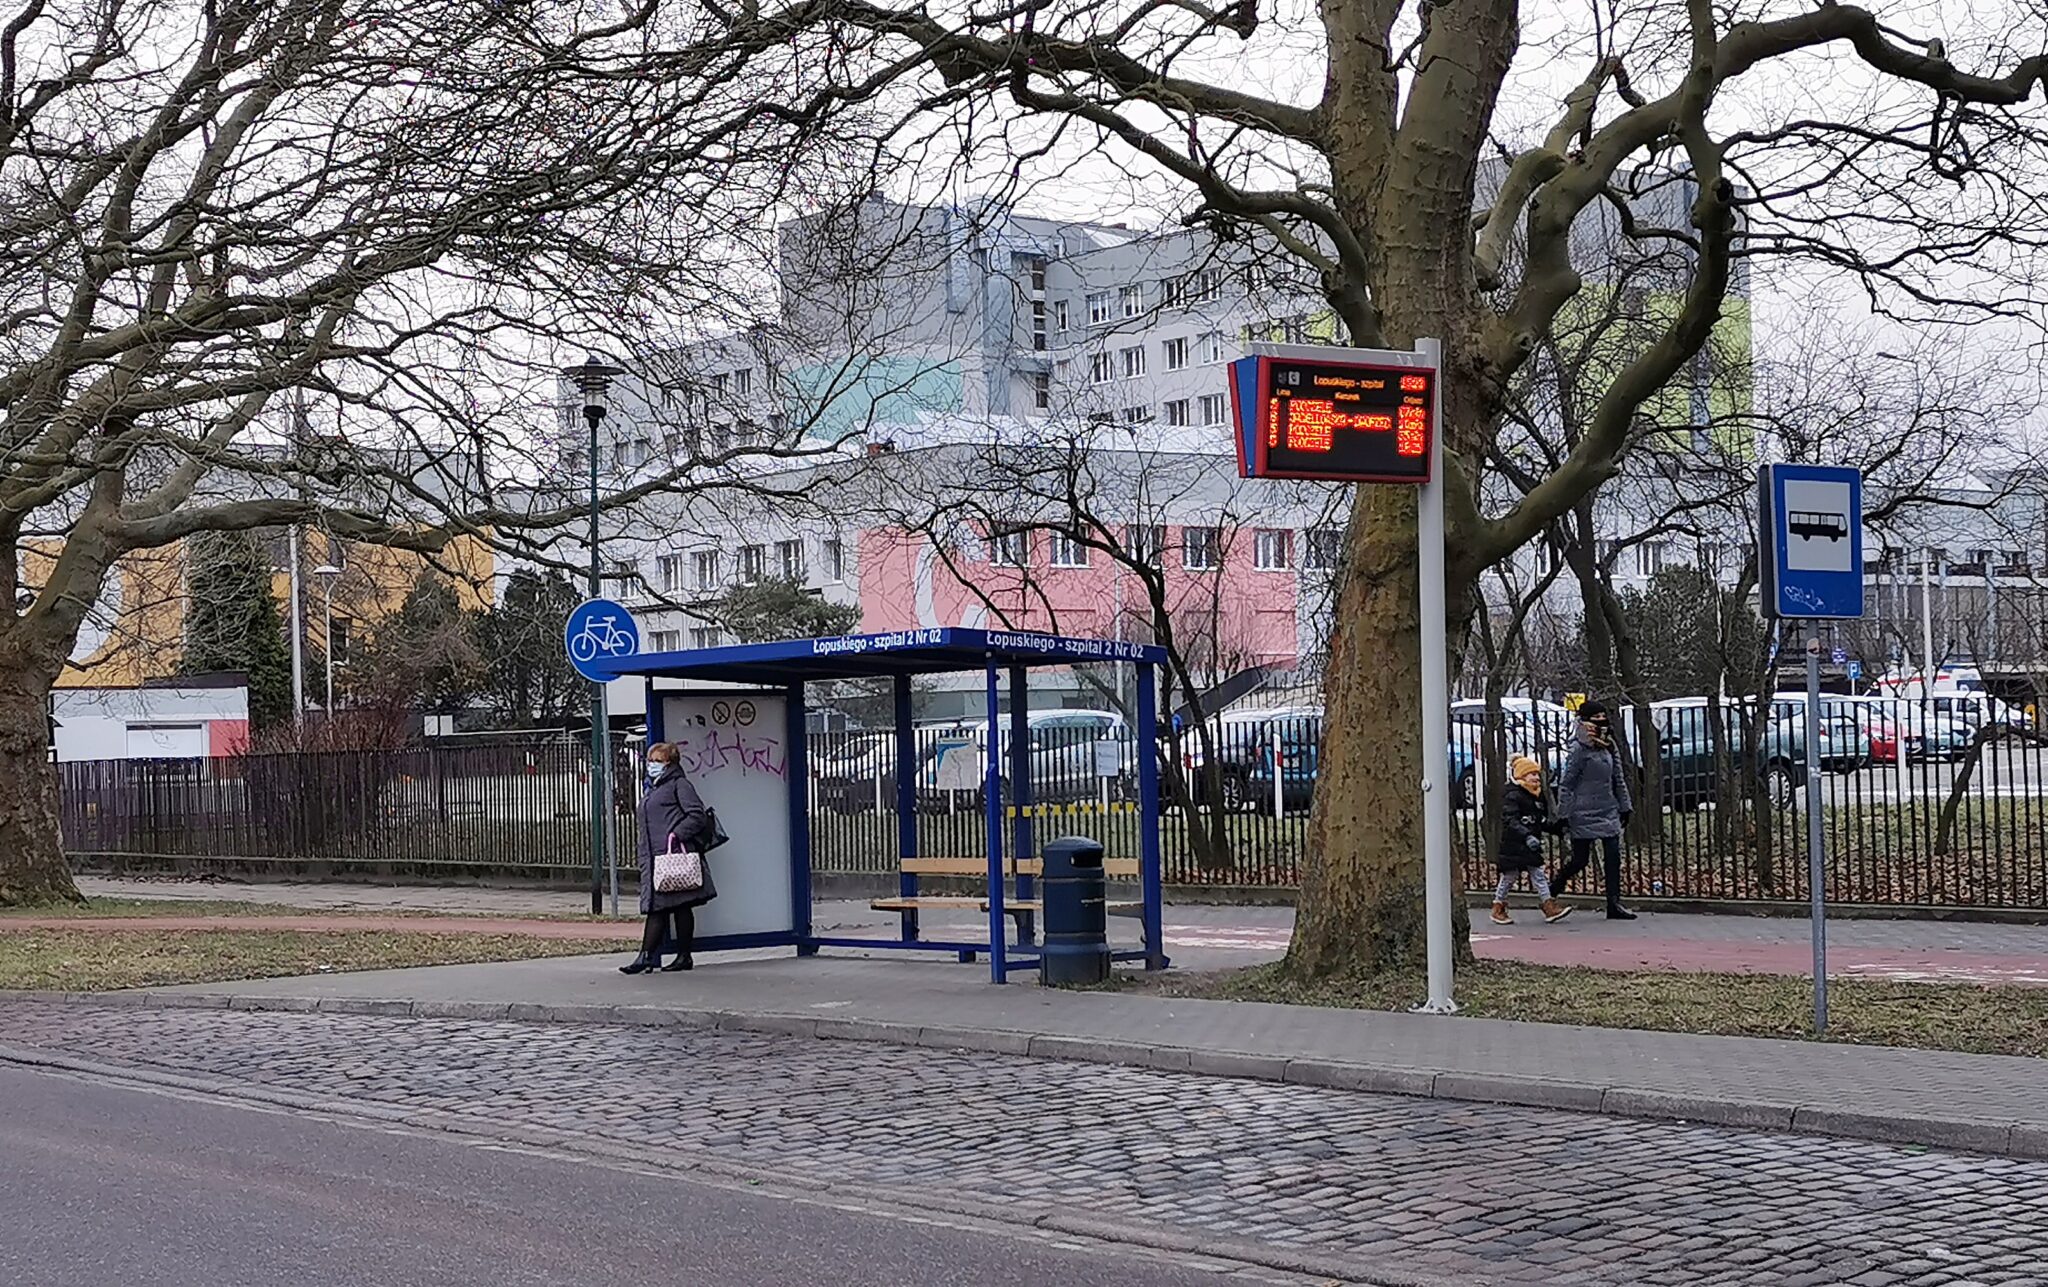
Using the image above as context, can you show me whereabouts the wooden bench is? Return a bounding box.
[874,855,1143,945]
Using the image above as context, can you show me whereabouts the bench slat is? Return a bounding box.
[871,897,1142,915]
[899,857,1141,878]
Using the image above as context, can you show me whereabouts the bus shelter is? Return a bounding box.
[595,628,1171,983]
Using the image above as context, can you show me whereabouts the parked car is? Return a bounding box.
[1764,694,1872,771]
[1247,717,1479,811]
[812,731,897,813]
[1841,699,1919,765]
[916,709,1132,806]
[1179,706,1320,812]
[1448,699,1573,805]
[1645,700,1809,809]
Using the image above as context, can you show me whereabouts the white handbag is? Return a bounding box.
[653,841,704,893]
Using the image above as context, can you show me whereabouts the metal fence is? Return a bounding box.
[59,739,636,878]
[55,705,2048,911]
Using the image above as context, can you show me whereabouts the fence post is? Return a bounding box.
[1271,720,1284,820]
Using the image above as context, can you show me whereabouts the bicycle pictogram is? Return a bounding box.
[569,613,636,663]
[564,598,642,681]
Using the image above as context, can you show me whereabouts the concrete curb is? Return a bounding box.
[0,1037,1454,1287]
[10,988,2045,1164]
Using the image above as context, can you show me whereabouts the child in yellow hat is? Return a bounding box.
[1493,755,1572,925]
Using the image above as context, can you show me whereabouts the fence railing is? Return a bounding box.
[54,704,2048,911]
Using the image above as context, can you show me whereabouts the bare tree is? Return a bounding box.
[713,0,2048,974]
[0,0,891,903]
[861,424,1318,869]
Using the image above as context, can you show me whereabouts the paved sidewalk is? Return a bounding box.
[77,948,2047,1161]
[73,876,2048,984]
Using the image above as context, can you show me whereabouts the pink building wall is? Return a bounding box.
[856,526,1299,666]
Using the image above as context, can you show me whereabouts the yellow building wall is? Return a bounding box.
[25,530,496,689]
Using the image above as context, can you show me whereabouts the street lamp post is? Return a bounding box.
[314,564,342,716]
[573,357,618,916]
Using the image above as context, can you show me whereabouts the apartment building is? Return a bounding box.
[540,188,1763,714]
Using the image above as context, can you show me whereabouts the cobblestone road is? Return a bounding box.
[3,1000,2043,1286]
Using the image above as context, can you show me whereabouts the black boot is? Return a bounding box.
[660,954,693,972]
[1607,905,1638,921]
[618,955,656,975]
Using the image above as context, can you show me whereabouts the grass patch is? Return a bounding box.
[0,929,624,992]
[1144,960,2048,1060]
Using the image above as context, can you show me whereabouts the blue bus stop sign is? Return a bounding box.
[1759,463,1864,620]
[564,597,641,683]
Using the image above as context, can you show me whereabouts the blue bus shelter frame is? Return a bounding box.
[594,628,1172,983]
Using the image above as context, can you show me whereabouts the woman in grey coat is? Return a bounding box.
[1553,701,1637,920]
[620,741,716,975]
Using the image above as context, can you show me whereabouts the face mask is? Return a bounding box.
[646,760,667,781]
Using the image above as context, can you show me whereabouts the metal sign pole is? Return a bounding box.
[1803,633,1828,1031]
[1416,337,1455,1015]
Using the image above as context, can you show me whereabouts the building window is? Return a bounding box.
[1122,405,1154,424]
[1089,352,1114,384]
[1163,399,1191,426]
[710,371,728,398]
[732,368,752,395]
[689,626,722,650]
[1054,300,1069,331]
[1028,258,1046,294]
[1194,270,1225,303]
[991,529,1031,567]
[1125,524,1166,566]
[1634,540,1670,578]
[1120,345,1146,379]
[657,555,685,594]
[1255,529,1293,571]
[1183,526,1223,571]
[693,550,720,590]
[1192,394,1223,426]
[1199,332,1225,364]
[823,538,846,582]
[603,557,637,586]
[1163,336,1190,371]
[776,539,805,580]
[650,629,682,652]
[1032,372,1052,410]
[1032,299,1047,351]
[1161,276,1186,308]
[328,618,352,667]
[1304,528,1344,570]
[739,544,766,583]
[1086,291,1112,325]
[1049,531,1089,568]
[1120,284,1144,317]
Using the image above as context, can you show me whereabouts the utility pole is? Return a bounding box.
[573,358,618,917]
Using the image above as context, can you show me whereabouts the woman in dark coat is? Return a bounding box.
[620,741,715,975]
[1554,700,1636,920]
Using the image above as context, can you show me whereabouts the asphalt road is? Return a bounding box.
[0,1065,1261,1287]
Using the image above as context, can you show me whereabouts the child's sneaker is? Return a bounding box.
[1542,900,1573,923]
[1489,901,1513,925]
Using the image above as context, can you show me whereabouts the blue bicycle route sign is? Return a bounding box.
[564,597,641,683]
[1759,463,1865,621]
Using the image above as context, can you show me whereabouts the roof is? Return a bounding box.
[594,628,1167,685]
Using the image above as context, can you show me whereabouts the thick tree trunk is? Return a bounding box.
[1284,485,1474,977]
[0,658,81,907]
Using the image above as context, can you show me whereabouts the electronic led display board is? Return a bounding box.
[1229,355,1435,483]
